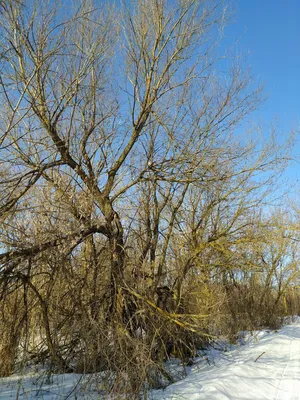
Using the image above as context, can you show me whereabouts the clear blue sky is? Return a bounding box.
[224,0,300,184]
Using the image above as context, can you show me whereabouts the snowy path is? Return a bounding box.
[151,320,300,400]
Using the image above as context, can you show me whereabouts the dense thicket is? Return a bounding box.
[0,0,298,397]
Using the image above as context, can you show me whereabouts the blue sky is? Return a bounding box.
[224,0,300,184]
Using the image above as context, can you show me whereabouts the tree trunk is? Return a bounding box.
[105,207,125,319]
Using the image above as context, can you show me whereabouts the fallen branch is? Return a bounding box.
[254,352,265,362]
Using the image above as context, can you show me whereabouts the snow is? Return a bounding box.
[1,319,300,399]
[0,373,88,399]
[150,320,300,399]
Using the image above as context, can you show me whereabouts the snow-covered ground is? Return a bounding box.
[151,319,300,400]
[1,319,300,399]
[0,373,95,399]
